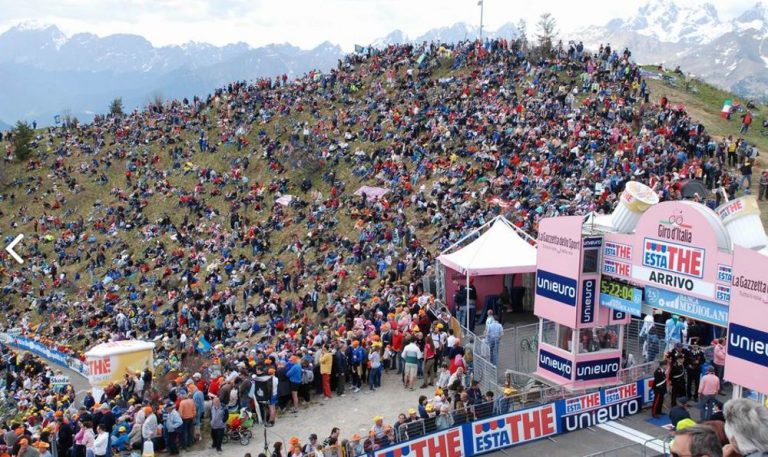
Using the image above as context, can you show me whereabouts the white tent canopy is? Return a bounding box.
[437,216,537,275]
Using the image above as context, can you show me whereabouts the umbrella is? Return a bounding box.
[680,179,708,199]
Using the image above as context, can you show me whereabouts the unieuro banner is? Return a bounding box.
[725,246,768,394]
[538,349,573,380]
[574,357,621,381]
[534,216,584,326]
[359,379,654,457]
[558,382,642,432]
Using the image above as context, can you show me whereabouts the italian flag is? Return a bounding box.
[721,99,732,119]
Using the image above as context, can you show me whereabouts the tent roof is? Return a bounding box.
[437,218,537,276]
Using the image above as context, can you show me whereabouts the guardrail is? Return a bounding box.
[0,332,89,377]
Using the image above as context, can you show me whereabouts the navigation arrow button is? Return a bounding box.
[5,234,24,264]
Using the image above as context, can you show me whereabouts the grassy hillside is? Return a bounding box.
[0,46,766,354]
[642,66,768,224]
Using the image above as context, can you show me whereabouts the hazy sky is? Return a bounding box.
[0,0,760,51]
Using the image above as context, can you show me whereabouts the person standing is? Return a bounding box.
[712,338,726,393]
[401,337,422,391]
[485,316,503,366]
[333,343,348,397]
[686,343,705,402]
[420,338,436,388]
[178,391,196,450]
[669,355,687,408]
[698,366,720,421]
[164,403,183,455]
[209,398,226,454]
[651,361,668,418]
[320,345,333,399]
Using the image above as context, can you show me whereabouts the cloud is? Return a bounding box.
[0,0,761,51]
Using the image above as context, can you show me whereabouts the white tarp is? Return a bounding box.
[437,217,537,276]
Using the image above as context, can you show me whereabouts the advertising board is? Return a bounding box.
[644,286,729,327]
[538,349,573,381]
[534,216,584,326]
[604,202,725,309]
[574,357,621,381]
[363,379,654,457]
[599,278,642,316]
[724,246,768,393]
[579,279,597,324]
[469,404,557,455]
[376,427,463,457]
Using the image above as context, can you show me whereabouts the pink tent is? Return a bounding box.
[354,186,389,201]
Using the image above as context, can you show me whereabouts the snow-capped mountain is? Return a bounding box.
[370,22,518,49]
[575,1,768,99]
[604,0,726,45]
[0,23,344,125]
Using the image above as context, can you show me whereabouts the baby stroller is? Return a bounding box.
[223,409,254,446]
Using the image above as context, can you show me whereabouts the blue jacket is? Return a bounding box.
[287,363,303,384]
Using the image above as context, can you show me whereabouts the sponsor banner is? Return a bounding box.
[583,237,603,249]
[727,323,768,368]
[600,294,641,317]
[715,284,731,304]
[580,279,596,325]
[603,258,632,278]
[611,310,628,322]
[716,197,759,225]
[717,264,733,284]
[644,286,728,326]
[469,404,557,455]
[87,349,153,388]
[538,349,572,380]
[0,334,89,377]
[376,427,463,457]
[575,357,621,381]
[536,270,577,307]
[642,238,705,279]
[727,246,768,394]
[633,265,715,298]
[50,375,70,387]
[561,398,642,432]
[364,380,652,457]
[642,378,655,404]
[558,382,642,432]
[603,241,632,260]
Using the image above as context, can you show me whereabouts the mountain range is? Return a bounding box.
[0,22,346,128]
[3,2,768,128]
[574,0,768,101]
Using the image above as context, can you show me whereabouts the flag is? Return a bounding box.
[477,0,483,5]
[720,99,732,119]
[54,114,61,124]
[354,44,364,53]
[416,52,427,65]
[196,335,211,353]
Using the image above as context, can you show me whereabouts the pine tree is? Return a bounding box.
[12,121,34,161]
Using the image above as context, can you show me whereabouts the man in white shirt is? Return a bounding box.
[485,316,504,366]
[93,424,109,457]
[401,338,422,391]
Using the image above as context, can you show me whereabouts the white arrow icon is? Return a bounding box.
[5,234,23,264]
